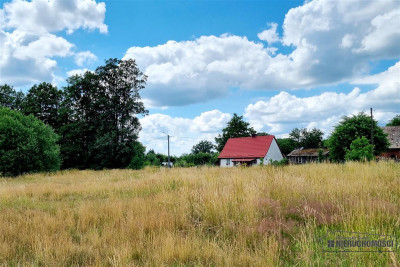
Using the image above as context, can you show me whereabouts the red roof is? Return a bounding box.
[218,136,275,159]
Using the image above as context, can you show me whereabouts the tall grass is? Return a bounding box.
[0,162,399,266]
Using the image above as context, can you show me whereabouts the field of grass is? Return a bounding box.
[0,162,399,266]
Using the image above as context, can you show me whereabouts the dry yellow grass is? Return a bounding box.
[0,161,399,266]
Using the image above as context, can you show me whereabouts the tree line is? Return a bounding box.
[1,58,148,176]
[0,56,397,176]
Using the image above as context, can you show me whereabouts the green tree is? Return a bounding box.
[91,58,148,169]
[327,113,389,162]
[58,72,99,169]
[59,58,148,169]
[215,113,256,152]
[345,137,374,162]
[145,150,161,166]
[289,127,323,148]
[128,141,146,170]
[191,140,215,154]
[386,115,400,126]
[0,84,24,110]
[0,108,60,176]
[276,138,299,156]
[22,82,63,129]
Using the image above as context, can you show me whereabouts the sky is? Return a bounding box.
[1,0,399,156]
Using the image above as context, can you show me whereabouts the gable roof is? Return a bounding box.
[287,148,329,157]
[382,126,400,149]
[218,135,275,159]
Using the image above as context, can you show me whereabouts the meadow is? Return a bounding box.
[0,162,399,266]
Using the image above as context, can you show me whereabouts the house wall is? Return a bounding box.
[220,158,234,167]
[264,139,284,164]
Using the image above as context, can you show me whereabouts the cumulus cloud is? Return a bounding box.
[139,110,231,155]
[2,0,107,34]
[124,0,400,107]
[74,51,98,66]
[257,23,280,44]
[0,0,106,86]
[244,62,400,137]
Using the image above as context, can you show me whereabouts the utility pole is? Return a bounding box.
[167,134,171,168]
[370,108,374,153]
[163,132,171,168]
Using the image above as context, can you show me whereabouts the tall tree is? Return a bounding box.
[60,59,148,169]
[276,138,299,156]
[289,127,323,149]
[191,140,215,154]
[92,58,148,168]
[215,113,256,152]
[386,115,400,126]
[23,82,63,129]
[327,113,389,162]
[0,84,24,110]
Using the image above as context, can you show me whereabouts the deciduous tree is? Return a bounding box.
[215,113,256,152]
[327,113,389,162]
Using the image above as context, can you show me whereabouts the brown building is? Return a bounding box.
[287,148,329,164]
[380,126,400,160]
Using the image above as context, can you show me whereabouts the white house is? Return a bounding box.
[218,135,284,167]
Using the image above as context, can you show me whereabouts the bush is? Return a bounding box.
[128,141,146,170]
[0,108,61,176]
[269,158,289,166]
[345,137,374,162]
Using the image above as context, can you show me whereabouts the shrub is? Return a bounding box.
[345,137,374,162]
[269,158,289,166]
[0,108,61,176]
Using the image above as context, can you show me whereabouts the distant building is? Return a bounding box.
[287,148,329,164]
[379,126,400,160]
[161,162,173,167]
[217,135,284,167]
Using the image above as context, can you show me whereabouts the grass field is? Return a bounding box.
[0,162,399,266]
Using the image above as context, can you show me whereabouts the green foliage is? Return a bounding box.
[289,127,323,149]
[128,142,146,170]
[345,136,374,162]
[327,113,389,162]
[386,115,400,126]
[22,82,63,129]
[0,84,24,110]
[191,140,215,154]
[0,108,60,176]
[276,138,299,156]
[268,158,289,166]
[59,58,148,169]
[144,150,161,166]
[215,113,256,152]
[317,149,326,162]
[176,152,218,167]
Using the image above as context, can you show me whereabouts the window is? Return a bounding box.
[226,159,231,166]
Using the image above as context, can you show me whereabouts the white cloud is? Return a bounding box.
[124,0,400,107]
[244,62,400,137]
[0,0,107,87]
[257,23,280,44]
[74,51,98,66]
[2,0,107,34]
[139,110,231,155]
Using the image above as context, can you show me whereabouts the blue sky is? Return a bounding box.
[1,0,399,155]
